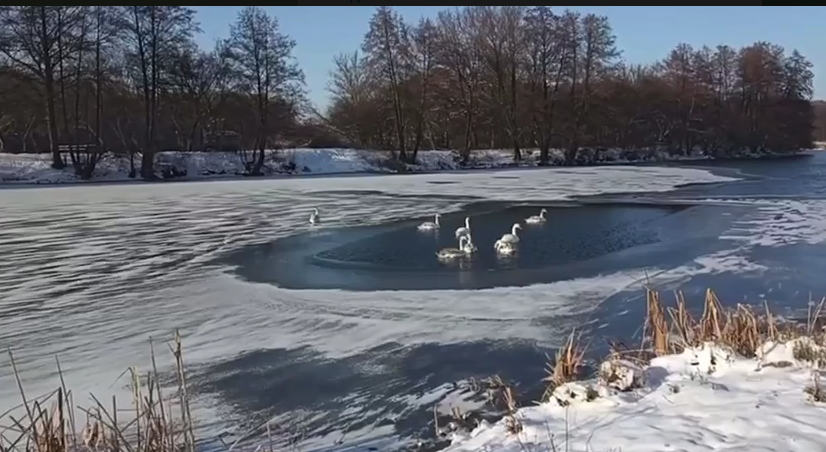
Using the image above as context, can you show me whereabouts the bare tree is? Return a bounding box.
[525,6,566,165]
[326,50,377,147]
[168,45,228,151]
[0,6,85,168]
[408,17,436,161]
[226,6,304,175]
[120,5,198,179]
[435,7,482,162]
[474,6,526,161]
[363,6,410,162]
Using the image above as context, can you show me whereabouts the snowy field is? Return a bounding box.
[0,147,734,185]
[2,157,826,451]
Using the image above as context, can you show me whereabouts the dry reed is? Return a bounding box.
[1,330,194,452]
[540,329,588,404]
[645,287,826,359]
[535,287,826,409]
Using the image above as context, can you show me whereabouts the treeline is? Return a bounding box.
[324,6,816,164]
[0,6,307,179]
[0,6,817,182]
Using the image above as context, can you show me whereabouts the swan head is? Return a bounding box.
[313,208,319,214]
[540,208,548,214]
[512,223,522,233]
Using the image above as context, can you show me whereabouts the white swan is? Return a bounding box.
[309,208,320,225]
[437,236,470,260]
[526,208,548,224]
[418,213,441,231]
[455,217,471,238]
[494,239,516,255]
[461,233,478,254]
[499,223,522,244]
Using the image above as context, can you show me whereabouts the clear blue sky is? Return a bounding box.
[193,6,826,111]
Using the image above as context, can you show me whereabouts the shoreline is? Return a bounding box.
[0,149,813,191]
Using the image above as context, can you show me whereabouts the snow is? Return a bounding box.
[0,146,781,185]
[445,341,826,452]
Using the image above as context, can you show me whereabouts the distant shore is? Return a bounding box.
[0,147,815,189]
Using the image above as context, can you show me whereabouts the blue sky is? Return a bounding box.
[194,6,825,110]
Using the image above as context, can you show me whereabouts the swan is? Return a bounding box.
[499,223,522,244]
[436,236,470,260]
[494,239,516,255]
[309,208,320,225]
[526,208,548,224]
[455,217,471,238]
[461,233,478,254]
[418,213,441,231]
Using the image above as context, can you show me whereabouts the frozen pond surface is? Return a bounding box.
[4,155,826,450]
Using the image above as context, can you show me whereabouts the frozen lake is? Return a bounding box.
[3,154,826,450]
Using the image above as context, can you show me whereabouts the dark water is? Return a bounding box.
[196,152,826,451]
[222,202,745,291]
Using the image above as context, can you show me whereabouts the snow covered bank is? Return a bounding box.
[443,289,826,452]
[0,146,800,185]
[445,340,826,452]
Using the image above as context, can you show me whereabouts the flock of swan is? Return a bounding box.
[307,206,550,262]
[417,208,548,260]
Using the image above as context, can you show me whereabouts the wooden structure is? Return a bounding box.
[57,143,101,159]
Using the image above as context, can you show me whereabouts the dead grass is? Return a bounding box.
[531,288,826,411]
[540,330,588,403]
[1,331,194,452]
[643,287,826,359]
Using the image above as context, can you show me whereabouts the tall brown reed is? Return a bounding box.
[1,330,194,452]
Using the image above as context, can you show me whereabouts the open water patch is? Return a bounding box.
[218,201,744,291]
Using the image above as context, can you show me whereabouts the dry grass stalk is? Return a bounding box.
[721,305,761,357]
[667,290,698,351]
[645,288,792,359]
[700,289,724,341]
[2,334,197,452]
[807,295,826,335]
[501,386,522,435]
[645,288,668,355]
[764,301,778,342]
[805,372,826,403]
[541,330,587,403]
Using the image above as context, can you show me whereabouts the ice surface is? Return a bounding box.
[445,342,826,452]
[0,160,816,449]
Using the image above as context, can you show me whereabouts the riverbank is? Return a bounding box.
[0,147,809,186]
[443,289,826,452]
[4,289,826,452]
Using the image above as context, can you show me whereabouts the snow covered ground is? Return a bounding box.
[0,146,767,185]
[445,340,826,452]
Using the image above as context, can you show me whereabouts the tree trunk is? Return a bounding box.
[39,7,64,169]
